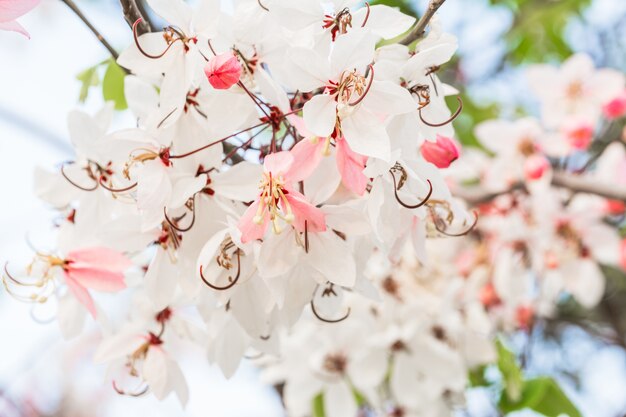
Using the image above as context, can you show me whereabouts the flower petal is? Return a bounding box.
[303,94,337,138]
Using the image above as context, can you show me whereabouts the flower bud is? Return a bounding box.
[420,135,459,168]
[204,52,242,90]
[603,91,626,120]
[523,154,550,181]
[516,305,534,330]
[563,122,594,150]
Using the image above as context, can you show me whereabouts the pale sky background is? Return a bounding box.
[0,0,625,416]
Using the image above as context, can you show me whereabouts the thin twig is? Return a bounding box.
[60,0,119,60]
[454,171,626,206]
[120,0,152,35]
[399,0,446,46]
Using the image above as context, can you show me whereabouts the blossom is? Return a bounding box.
[238,151,326,243]
[603,90,626,120]
[0,0,40,38]
[420,134,460,168]
[204,52,242,89]
[527,53,625,127]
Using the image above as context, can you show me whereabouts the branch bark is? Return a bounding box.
[454,172,626,206]
[399,0,446,46]
[119,0,152,35]
[61,0,119,59]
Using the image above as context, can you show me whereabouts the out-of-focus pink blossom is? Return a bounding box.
[523,154,550,180]
[480,283,500,308]
[620,239,626,271]
[204,52,242,90]
[420,135,460,168]
[563,122,594,150]
[0,0,40,38]
[603,91,626,120]
[604,200,625,216]
[516,305,534,330]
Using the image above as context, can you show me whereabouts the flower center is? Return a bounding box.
[322,7,352,41]
[253,172,294,234]
[327,70,368,106]
[322,352,348,375]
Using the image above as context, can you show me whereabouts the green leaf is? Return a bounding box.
[312,393,325,417]
[500,377,582,417]
[76,65,100,103]
[469,365,490,388]
[496,339,523,402]
[102,59,128,110]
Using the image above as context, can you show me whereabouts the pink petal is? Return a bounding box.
[284,191,326,233]
[204,52,242,90]
[0,19,29,38]
[286,139,325,183]
[65,267,126,292]
[67,247,132,273]
[420,135,460,168]
[238,200,269,243]
[620,239,626,271]
[335,139,368,195]
[264,151,294,176]
[64,274,97,318]
[0,0,40,22]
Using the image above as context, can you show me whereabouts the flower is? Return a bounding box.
[603,90,626,120]
[238,151,326,243]
[420,135,459,168]
[0,0,40,38]
[523,154,550,181]
[204,52,242,89]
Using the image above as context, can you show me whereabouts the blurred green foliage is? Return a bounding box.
[490,0,592,64]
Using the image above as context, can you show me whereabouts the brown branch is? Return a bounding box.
[120,0,152,35]
[60,0,119,59]
[399,0,446,46]
[454,172,626,206]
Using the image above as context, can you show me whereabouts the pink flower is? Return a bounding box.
[63,247,131,317]
[204,52,242,90]
[563,122,594,150]
[620,239,626,271]
[238,151,326,243]
[516,305,534,330]
[523,154,550,181]
[420,135,460,168]
[603,91,626,120]
[0,0,40,39]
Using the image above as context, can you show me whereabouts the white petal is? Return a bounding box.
[324,381,358,417]
[342,109,391,161]
[213,162,263,201]
[146,0,192,29]
[304,94,337,137]
[307,232,356,287]
[330,28,376,76]
[352,5,415,40]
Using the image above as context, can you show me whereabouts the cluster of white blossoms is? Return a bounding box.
[3,0,626,414]
[446,53,626,329]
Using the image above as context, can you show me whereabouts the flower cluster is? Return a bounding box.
[445,53,626,329]
[4,0,476,405]
[4,0,626,413]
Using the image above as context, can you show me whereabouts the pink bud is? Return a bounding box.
[564,122,594,150]
[523,154,550,181]
[516,305,534,331]
[420,135,459,168]
[204,52,242,90]
[603,91,626,120]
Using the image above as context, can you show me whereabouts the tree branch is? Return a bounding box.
[119,0,152,35]
[60,0,119,60]
[454,172,626,206]
[399,0,446,46]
